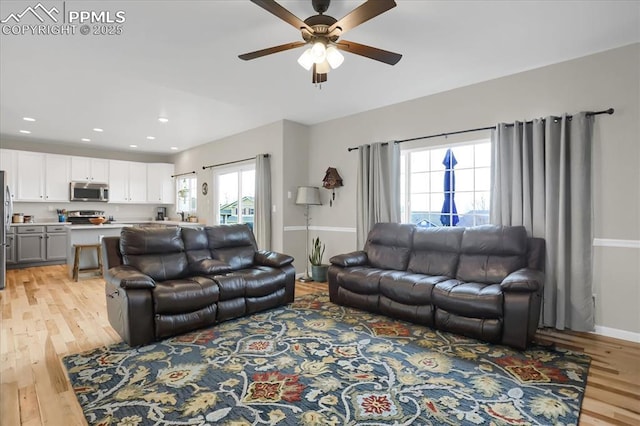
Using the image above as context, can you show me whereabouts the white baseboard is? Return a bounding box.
[592,325,640,343]
[284,226,357,233]
[593,238,640,249]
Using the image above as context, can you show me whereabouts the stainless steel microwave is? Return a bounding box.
[70,182,109,202]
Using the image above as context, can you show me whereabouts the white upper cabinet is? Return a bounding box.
[0,149,17,198]
[71,157,109,183]
[147,163,175,204]
[16,151,70,202]
[109,160,147,203]
[44,154,71,201]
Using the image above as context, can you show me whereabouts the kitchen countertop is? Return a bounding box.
[10,221,205,229]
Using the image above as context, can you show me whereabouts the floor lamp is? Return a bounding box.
[296,186,322,282]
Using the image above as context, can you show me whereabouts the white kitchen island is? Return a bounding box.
[66,221,204,278]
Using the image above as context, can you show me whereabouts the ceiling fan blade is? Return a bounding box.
[250,0,313,32]
[328,0,397,36]
[239,41,306,60]
[336,40,402,65]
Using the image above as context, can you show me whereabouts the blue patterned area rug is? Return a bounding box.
[63,293,590,425]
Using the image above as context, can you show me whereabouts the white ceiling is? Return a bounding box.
[1,0,639,154]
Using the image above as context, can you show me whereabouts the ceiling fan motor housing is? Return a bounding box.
[312,0,331,14]
[303,14,340,42]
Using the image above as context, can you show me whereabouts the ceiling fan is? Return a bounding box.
[239,0,402,84]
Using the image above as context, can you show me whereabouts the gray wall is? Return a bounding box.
[306,43,640,336]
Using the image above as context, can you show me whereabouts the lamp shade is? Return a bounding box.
[295,186,322,205]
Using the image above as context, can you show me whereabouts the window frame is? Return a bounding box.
[400,138,492,228]
[212,160,256,227]
[175,175,198,215]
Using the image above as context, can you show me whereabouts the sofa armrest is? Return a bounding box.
[330,251,368,267]
[255,250,294,268]
[105,265,156,289]
[500,268,544,293]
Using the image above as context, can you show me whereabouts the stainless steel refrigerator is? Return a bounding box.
[1,170,12,290]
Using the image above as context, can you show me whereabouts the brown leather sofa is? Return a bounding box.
[328,223,544,349]
[102,224,295,346]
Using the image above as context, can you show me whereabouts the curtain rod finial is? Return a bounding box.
[606,108,614,115]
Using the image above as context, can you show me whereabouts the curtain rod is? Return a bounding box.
[171,171,196,178]
[346,108,614,152]
[202,154,269,170]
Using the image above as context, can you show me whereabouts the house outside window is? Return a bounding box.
[176,176,197,216]
[401,140,491,227]
[213,162,255,230]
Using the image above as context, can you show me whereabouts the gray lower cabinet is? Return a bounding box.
[16,229,46,263]
[6,231,16,264]
[13,225,68,266]
[45,226,68,260]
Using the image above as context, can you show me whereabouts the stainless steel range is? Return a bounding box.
[67,210,106,225]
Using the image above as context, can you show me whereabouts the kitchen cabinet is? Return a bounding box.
[71,157,109,183]
[45,154,71,201]
[16,152,45,201]
[15,152,70,202]
[147,163,175,204]
[109,160,147,203]
[6,228,16,264]
[45,225,68,260]
[16,226,46,263]
[11,225,68,267]
[0,149,17,198]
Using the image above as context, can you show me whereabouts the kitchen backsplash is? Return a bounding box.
[12,202,178,223]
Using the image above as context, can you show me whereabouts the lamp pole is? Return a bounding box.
[300,203,313,282]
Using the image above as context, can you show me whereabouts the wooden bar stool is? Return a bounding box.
[72,244,103,281]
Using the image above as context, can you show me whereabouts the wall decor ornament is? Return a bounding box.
[322,167,343,207]
[202,182,208,195]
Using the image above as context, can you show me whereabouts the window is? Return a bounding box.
[401,140,491,227]
[213,162,255,230]
[176,176,197,215]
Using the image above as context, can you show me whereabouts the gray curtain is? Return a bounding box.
[356,142,401,247]
[491,113,594,331]
[254,155,271,250]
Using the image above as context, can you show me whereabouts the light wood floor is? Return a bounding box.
[1,266,638,425]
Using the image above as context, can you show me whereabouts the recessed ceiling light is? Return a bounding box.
[146,136,155,140]
[158,117,169,123]
[23,117,36,122]
[93,128,103,132]
[19,130,31,134]
[170,147,178,150]
[130,144,137,148]
[81,138,91,142]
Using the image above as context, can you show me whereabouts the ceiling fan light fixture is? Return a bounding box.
[297,48,314,70]
[326,45,344,69]
[316,60,330,74]
[310,41,327,64]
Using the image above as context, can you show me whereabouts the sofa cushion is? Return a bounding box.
[335,267,396,295]
[120,227,188,281]
[153,276,219,315]
[207,224,257,270]
[456,225,528,283]
[408,227,464,276]
[432,279,503,318]
[364,223,414,270]
[182,227,232,274]
[379,272,447,305]
[231,267,286,298]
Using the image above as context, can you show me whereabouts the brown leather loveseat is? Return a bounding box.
[328,223,544,349]
[102,224,295,346]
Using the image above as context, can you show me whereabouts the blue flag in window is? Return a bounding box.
[440,149,459,226]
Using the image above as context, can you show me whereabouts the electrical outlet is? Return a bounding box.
[48,206,53,212]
